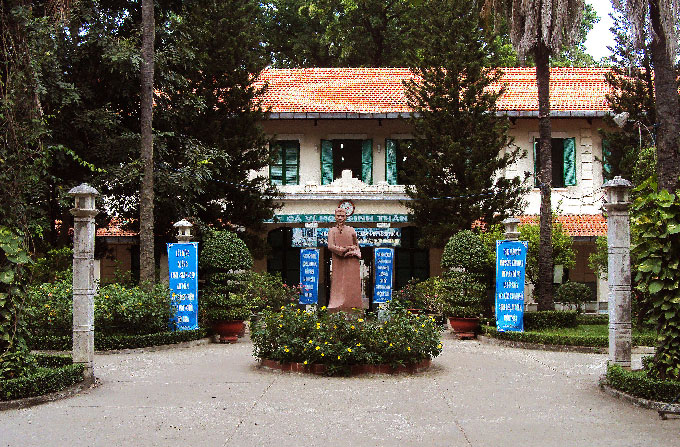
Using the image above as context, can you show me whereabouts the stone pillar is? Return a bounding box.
[603,176,633,368]
[503,217,520,241]
[69,183,99,379]
[173,219,193,242]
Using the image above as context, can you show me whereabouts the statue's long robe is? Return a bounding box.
[327,225,362,310]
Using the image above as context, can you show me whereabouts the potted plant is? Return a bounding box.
[199,230,253,343]
[440,230,488,338]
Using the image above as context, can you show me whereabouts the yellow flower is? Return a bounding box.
[347,348,352,352]
[350,325,355,329]
[421,324,425,328]
[356,343,361,347]
[389,343,393,347]
[279,324,283,328]
[281,305,285,310]
[304,360,308,365]
[321,306,326,310]
[315,346,320,350]
[407,347,411,351]
[338,355,341,360]
[334,325,337,329]
[316,323,321,329]
[44,304,50,308]
[358,318,364,323]
[324,341,328,345]
[309,340,313,344]
[285,348,290,352]
[437,344,442,349]
[105,295,109,299]
[321,353,325,357]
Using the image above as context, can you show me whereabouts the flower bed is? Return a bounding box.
[29,329,207,351]
[251,305,442,376]
[0,354,84,401]
[482,325,656,348]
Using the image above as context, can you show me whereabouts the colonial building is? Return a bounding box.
[253,67,612,311]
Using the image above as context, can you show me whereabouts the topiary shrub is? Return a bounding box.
[441,230,487,273]
[440,271,485,318]
[392,277,448,314]
[240,272,301,314]
[556,281,593,313]
[199,230,254,323]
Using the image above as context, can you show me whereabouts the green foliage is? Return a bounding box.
[631,179,680,380]
[632,146,657,190]
[441,230,488,273]
[577,314,609,325]
[26,281,172,336]
[200,231,253,274]
[439,271,485,318]
[0,363,84,401]
[392,277,448,314]
[555,281,592,313]
[201,291,254,323]
[588,235,608,280]
[403,0,528,248]
[0,227,35,380]
[31,247,72,284]
[483,324,656,348]
[239,272,301,314]
[524,311,578,331]
[606,363,680,404]
[28,329,207,352]
[251,306,442,373]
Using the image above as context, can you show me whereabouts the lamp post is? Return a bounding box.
[603,176,633,368]
[173,219,193,243]
[503,217,520,241]
[69,183,99,379]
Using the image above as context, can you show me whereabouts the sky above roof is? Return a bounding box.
[585,0,615,61]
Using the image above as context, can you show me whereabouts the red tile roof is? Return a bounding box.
[518,214,607,237]
[97,218,137,237]
[255,67,612,114]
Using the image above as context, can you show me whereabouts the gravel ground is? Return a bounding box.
[1,333,678,447]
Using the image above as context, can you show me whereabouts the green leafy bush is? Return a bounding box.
[251,305,442,374]
[0,363,84,401]
[606,363,680,403]
[440,271,485,318]
[524,311,578,330]
[441,230,487,273]
[631,178,680,380]
[482,325,655,348]
[28,329,207,351]
[240,271,301,313]
[556,281,593,313]
[26,281,173,336]
[199,230,253,274]
[577,314,609,325]
[392,277,448,314]
[201,291,254,322]
[30,246,72,284]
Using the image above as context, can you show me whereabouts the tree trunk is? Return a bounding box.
[139,0,155,285]
[535,42,554,311]
[649,0,680,193]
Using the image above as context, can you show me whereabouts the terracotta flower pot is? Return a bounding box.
[448,316,479,339]
[212,320,245,343]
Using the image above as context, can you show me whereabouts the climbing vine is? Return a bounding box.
[631,179,680,380]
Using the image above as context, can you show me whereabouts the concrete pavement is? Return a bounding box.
[1,333,679,446]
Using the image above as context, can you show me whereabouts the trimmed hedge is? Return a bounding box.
[482,326,656,348]
[606,363,680,403]
[577,314,609,325]
[0,363,84,401]
[524,311,578,330]
[28,329,208,351]
[34,353,73,368]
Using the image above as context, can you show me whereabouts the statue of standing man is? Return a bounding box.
[327,207,363,311]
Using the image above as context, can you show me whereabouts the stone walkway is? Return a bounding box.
[1,334,679,446]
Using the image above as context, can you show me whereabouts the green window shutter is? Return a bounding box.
[533,139,538,187]
[385,139,398,185]
[602,139,612,181]
[270,144,284,185]
[361,139,373,184]
[320,140,333,185]
[563,137,577,186]
[284,142,299,185]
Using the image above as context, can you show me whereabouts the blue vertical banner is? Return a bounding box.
[373,248,394,303]
[495,240,528,332]
[167,242,198,330]
[299,248,320,305]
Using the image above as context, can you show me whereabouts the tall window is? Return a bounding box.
[270,140,300,185]
[267,228,300,286]
[320,139,372,185]
[385,139,415,185]
[534,138,576,188]
[394,227,429,290]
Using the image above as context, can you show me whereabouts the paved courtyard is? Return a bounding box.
[2,334,679,446]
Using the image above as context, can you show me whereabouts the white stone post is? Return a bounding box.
[603,176,633,368]
[503,217,520,241]
[69,183,99,379]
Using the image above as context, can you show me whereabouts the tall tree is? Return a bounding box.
[404,0,529,248]
[139,0,155,283]
[614,0,680,192]
[483,0,584,311]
